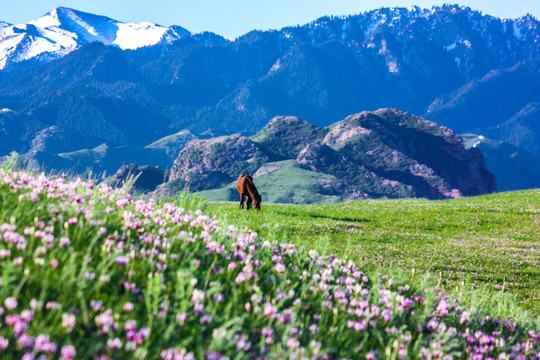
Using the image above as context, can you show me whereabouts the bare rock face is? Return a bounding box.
[449,146,497,196]
[297,142,417,199]
[112,163,166,193]
[318,109,496,198]
[169,134,269,191]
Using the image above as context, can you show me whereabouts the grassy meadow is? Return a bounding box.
[0,162,538,359]
[207,190,540,313]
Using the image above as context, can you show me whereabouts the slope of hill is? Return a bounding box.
[1,5,539,157]
[145,129,198,162]
[461,134,540,191]
[197,160,343,204]
[13,143,170,176]
[2,127,195,178]
[159,109,496,202]
[472,102,540,156]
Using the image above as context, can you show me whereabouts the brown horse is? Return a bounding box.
[237,174,262,211]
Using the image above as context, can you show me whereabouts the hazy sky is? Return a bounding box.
[1,0,538,38]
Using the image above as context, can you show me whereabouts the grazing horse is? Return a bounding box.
[237,174,262,211]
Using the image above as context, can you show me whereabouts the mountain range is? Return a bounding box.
[0,5,539,198]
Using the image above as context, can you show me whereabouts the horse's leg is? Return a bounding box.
[239,194,245,209]
[247,196,252,210]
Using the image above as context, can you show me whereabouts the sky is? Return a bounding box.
[1,0,538,39]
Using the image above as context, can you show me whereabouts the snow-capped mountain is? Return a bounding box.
[274,5,540,82]
[0,7,190,69]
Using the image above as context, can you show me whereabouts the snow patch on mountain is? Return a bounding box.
[269,59,281,73]
[365,19,384,38]
[387,60,399,73]
[114,22,170,49]
[0,7,191,69]
[445,42,457,51]
[513,22,524,40]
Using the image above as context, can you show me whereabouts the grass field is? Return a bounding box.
[207,189,540,313]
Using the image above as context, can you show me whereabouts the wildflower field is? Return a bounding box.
[0,166,538,359]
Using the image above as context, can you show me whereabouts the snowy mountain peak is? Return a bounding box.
[0,7,191,70]
[1,5,538,74]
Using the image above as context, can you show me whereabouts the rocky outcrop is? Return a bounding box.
[112,163,166,193]
[250,116,328,160]
[166,110,497,201]
[169,134,269,191]
[319,109,497,198]
[297,142,417,199]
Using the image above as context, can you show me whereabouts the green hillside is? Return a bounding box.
[13,144,171,177]
[197,160,342,204]
[145,129,198,161]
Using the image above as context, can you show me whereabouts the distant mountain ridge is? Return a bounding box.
[1,5,538,75]
[475,102,540,156]
[461,134,540,191]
